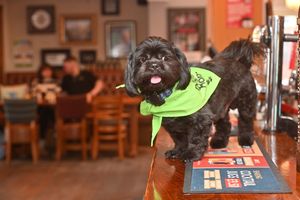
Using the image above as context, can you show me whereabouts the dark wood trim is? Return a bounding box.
[0,6,3,83]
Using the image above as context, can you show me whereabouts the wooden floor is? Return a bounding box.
[0,147,154,200]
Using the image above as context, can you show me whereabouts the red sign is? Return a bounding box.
[193,156,269,168]
[225,179,242,188]
[227,0,254,28]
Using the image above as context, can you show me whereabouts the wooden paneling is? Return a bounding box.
[208,0,263,51]
[4,72,36,85]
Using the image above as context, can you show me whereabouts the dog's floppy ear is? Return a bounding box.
[173,46,191,90]
[125,52,139,96]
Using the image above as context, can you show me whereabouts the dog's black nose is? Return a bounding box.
[148,61,162,71]
[152,63,158,68]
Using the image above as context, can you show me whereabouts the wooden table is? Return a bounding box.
[144,128,300,200]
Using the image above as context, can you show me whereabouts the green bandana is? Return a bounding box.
[140,67,221,146]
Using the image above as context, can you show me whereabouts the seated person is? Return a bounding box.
[32,64,60,141]
[32,64,61,103]
[61,56,104,102]
[34,64,57,84]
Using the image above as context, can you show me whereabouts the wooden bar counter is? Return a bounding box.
[144,128,300,200]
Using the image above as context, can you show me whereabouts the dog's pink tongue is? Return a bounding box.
[150,76,162,84]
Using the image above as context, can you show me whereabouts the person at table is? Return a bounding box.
[61,56,104,102]
[32,64,61,143]
[32,64,61,103]
[33,64,57,84]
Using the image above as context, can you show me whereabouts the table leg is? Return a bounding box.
[129,106,138,157]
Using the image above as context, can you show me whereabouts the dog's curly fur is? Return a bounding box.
[125,36,265,162]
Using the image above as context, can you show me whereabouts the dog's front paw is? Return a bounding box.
[238,132,254,146]
[165,149,180,159]
[210,135,229,149]
[179,149,204,162]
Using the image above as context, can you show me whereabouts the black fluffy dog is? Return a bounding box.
[125,36,264,162]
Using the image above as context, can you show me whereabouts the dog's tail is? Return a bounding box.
[217,39,265,69]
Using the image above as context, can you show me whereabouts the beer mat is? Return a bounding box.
[183,137,291,193]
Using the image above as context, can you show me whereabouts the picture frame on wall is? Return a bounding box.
[13,39,34,68]
[59,14,97,45]
[27,5,55,34]
[168,8,206,52]
[79,50,97,64]
[227,0,253,28]
[41,49,71,68]
[137,0,148,6]
[101,0,120,15]
[105,21,136,58]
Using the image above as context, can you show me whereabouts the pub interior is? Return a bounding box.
[0,0,299,200]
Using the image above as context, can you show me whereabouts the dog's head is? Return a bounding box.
[125,36,190,99]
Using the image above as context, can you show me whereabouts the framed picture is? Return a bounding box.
[27,5,55,34]
[105,21,136,58]
[59,14,97,45]
[79,50,97,64]
[102,0,120,15]
[168,9,206,51]
[41,49,71,68]
[13,39,34,68]
[137,0,148,6]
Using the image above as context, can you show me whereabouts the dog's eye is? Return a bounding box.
[140,57,147,63]
[162,56,168,61]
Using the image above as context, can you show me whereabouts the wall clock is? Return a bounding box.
[27,5,55,34]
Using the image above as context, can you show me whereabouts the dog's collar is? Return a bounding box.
[145,88,173,106]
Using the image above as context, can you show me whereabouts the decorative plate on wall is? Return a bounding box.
[27,5,55,34]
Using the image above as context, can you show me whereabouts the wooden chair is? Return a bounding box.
[91,95,128,160]
[3,99,38,164]
[89,66,125,96]
[55,95,89,160]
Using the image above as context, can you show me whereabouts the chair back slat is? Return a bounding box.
[92,95,123,116]
[56,95,89,121]
[4,99,37,123]
[91,95,127,159]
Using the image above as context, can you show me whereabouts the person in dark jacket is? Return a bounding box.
[61,56,104,102]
